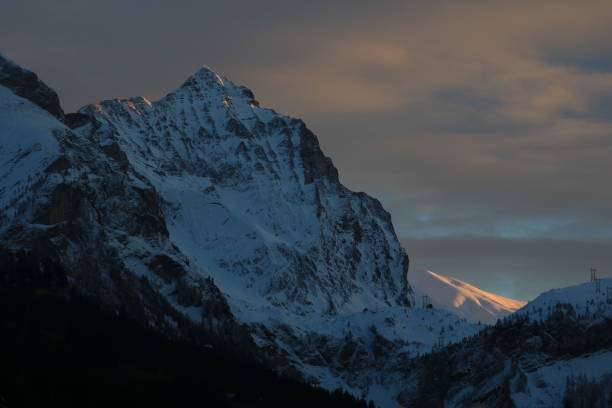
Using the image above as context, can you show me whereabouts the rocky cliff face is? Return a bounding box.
[0,55,63,118]
[0,55,483,406]
[71,66,412,317]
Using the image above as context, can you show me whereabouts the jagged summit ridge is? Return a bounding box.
[178,65,258,107]
[181,65,226,88]
[174,65,261,113]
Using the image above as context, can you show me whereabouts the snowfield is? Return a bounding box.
[512,351,612,408]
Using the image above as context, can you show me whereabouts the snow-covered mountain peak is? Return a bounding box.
[172,65,261,113]
[410,269,526,324]
[182,65,226,88]
[51,60,412,320]
[1,56,487,406]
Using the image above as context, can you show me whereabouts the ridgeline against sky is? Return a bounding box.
[3,0,612,299]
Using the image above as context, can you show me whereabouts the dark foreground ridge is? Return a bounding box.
[401,303,612,407]
[0,249,374,408]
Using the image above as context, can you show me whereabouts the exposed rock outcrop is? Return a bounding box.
[0,54,63,118]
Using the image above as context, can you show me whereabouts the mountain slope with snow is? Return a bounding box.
[6,53,607,408]
[410,269,526,324]
[0,84,67,234]
[516,277,612,321]
[75,66,412,318]
[400,278,612,407]
[0,55,482,407]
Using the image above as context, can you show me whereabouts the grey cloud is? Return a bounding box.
[546,51,612,74]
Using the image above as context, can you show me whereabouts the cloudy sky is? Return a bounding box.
[3,0,612,300]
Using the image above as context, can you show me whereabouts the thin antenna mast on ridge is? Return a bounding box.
[595,277,602,294]
[590,268,602,294]
[422,295,431,308]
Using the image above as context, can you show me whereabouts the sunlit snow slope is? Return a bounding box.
[410,269,526,324]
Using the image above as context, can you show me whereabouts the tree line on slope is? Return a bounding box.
[401,303,612,407]
[0,248,375,408]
